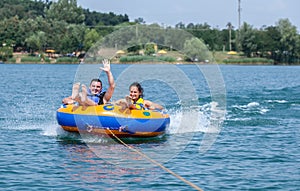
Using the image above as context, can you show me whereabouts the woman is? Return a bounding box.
[117,82,164,110]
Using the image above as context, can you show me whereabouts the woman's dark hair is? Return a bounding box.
[129,82,144,98]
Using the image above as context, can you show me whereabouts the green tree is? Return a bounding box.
[84,28,101,51]
[44,20,69,52]
[276,18,299,64]
[185,22,223,51]
[0,46,13,61]
[21,16,48,38]
[45,0,85,24]
[25,31,46,52]
[134,17,145,24]
[239,22,257,57]
[183,37,212,62]
[144,42,156,55]
[226,22,233,51]
[255,26,281,61]
[58,24,86,53]
[83,9,129,27]
[0,0,48,20]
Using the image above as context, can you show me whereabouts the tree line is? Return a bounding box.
[0,0,299,64]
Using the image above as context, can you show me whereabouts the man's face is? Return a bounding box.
[89,81,102,95]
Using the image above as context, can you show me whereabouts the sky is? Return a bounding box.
[76,0,300,31]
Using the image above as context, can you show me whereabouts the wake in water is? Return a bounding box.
[231,101,269,115]
[47,101,225,141]
[167,101,225,135]
[224,89,300,128]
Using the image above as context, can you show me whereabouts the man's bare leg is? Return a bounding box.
[80,84,97,110]
[81,84,87,103]
[71,82,80,100]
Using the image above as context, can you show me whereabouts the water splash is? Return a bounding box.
[167,101,225,135]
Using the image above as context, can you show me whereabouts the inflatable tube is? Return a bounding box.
[56,104,170,137]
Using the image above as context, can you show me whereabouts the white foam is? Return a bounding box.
[167,102,226,135]
[269,100,288,103]
[42,124,60,137]
[167,110,208,134]
[259,108,269,114]
[247,102,260,107]
[233,102,261,110]
[227,117,252,121]
[4,122,43,131]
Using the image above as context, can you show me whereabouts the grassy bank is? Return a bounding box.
[3,51,278,65]
[5,53,80,64]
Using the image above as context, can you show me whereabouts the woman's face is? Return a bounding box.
[129,86,141,101]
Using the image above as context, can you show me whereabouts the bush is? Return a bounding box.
[0,47,13,61]
[119,55,176,63]
[56,57,79,63]
[83,57,96,63]
[43,57,51,63]
[21,56,42,63]
[223,57,274,64]
[6,57,16,63]
[159,56,176,62]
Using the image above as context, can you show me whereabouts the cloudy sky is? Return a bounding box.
[76,0,299,30]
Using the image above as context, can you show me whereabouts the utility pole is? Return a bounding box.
[238,0,241,30]
[237,0,241,51]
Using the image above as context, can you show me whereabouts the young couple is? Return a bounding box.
[62,59,163,110]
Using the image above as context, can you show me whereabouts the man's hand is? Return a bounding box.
[100,59,110,73]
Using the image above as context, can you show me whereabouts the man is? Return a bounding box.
[62,59,115,106]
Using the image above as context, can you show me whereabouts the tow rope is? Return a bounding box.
[106,128,203,191]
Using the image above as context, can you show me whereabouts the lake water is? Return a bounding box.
[0,63,299,191]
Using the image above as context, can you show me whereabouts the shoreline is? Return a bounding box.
[2,61,298,65]
[2,51,299,65]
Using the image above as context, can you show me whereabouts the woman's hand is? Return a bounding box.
[125,95,133,107]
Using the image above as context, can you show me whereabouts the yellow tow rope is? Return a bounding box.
[106,128,203,191]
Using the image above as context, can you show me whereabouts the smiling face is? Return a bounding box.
[129,85,141,102]
[89,81,102,95]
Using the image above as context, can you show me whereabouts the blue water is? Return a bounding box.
[0,64,299,190]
